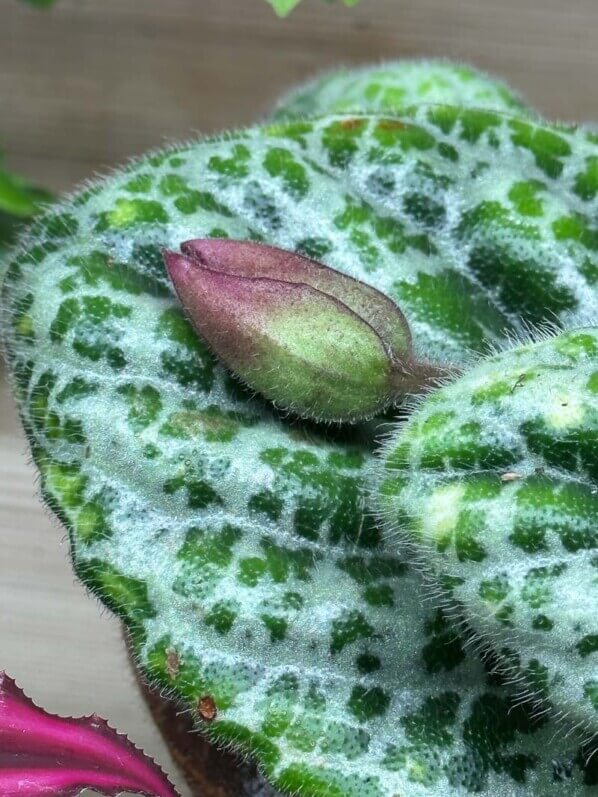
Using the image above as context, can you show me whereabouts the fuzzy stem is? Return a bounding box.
[390,358,457,398]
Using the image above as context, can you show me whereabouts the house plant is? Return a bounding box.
[1,54,596,797]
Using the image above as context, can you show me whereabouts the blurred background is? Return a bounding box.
[0,0,596,794]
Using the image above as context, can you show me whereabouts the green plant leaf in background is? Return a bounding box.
[267,0,360,17]
[0,167,49,219]
[268,0,303,16]
[273,59,530,118]
[0,153,51,255]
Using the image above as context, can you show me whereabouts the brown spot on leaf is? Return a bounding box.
[198,695,217,722]
[378,119,407,131]
[340,118,366,131]
[166,648,180,679]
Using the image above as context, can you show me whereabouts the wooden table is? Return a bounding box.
[1,0,596,793]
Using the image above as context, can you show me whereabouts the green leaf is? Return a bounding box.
[274,59,529,119]
[266,0,362,15]
[0,168,51,218]
[0,212,21,255]
[267,0,304,16]
[377,327,598,744]
[2,106,597,795]
[0,153,52,259]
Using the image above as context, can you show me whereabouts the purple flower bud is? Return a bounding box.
[164,239,431,422]
[0,672,179,797]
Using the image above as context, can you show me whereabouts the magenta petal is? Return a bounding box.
[0,673,179,797]
[0,767,166,797]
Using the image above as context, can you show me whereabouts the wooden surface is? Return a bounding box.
[0,0,596,794]
[2,0,598,194]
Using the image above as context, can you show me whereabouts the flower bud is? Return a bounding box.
[163,239,426,422]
